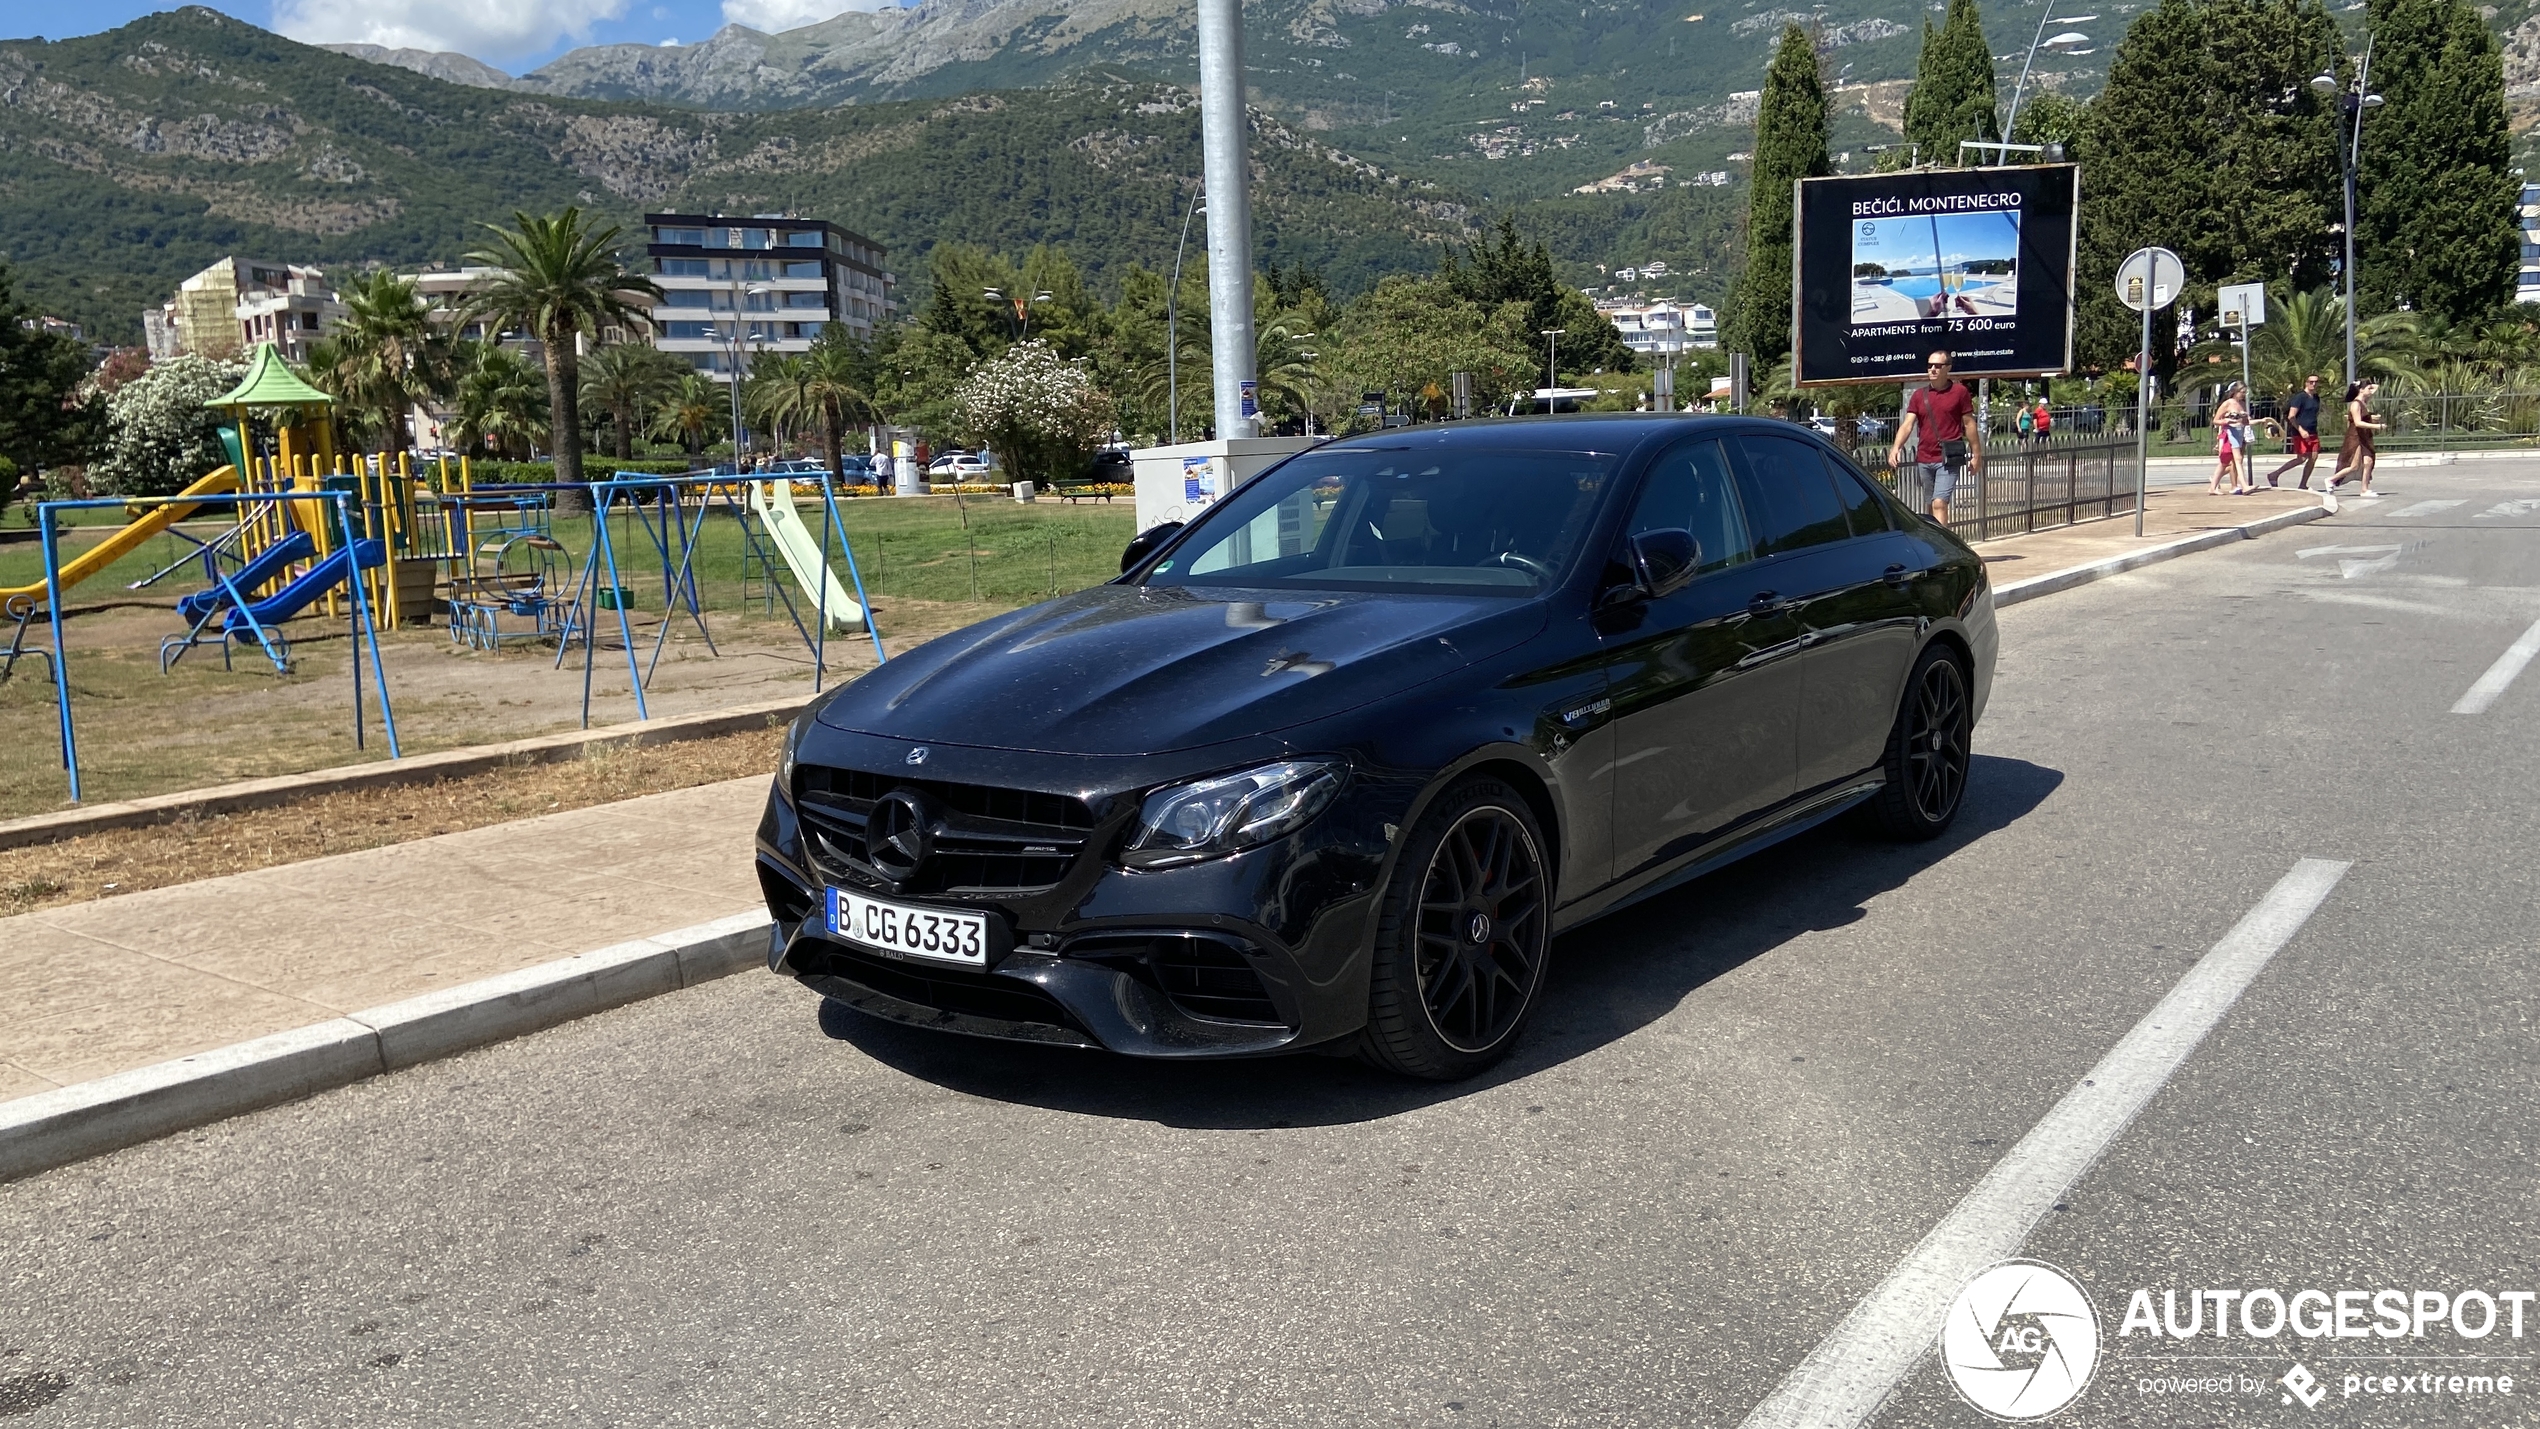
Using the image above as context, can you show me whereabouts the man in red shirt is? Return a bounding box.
[1887,349,1983,524]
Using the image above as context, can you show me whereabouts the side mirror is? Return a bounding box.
[1121,521,1184,574]
[1628,527,1701,600]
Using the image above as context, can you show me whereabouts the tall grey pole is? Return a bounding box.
[2135,295,2151,537]
[2343,40,2373,391]
[1195,0,1258,440]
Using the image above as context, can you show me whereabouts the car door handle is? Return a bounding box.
[1748,589,1785,613]
[1884,563,1914,588]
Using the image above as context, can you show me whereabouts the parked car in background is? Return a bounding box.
[757,414,1996,1080]
[928,452,997,480]
[1087,448,1133,482]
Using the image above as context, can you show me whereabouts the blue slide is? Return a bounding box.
[223,539,386,632]
[178,532,315,623]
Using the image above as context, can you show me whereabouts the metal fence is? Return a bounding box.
[2138,390,2540,453]
[1848,433,2140,543]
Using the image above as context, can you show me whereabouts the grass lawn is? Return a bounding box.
[0,493,1138,817]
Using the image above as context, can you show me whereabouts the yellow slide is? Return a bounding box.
[1,465,240,618]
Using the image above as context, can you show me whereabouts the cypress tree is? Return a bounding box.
[2357,0,2520,322]
[1724,24,1832,366]
[1903,0,2000,165]
[2072,0,2344,376]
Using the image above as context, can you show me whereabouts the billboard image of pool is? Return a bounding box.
[1850,211,2021,325]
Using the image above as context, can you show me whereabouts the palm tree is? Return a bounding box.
[451,342,551,459]
[2179,286,2423,410]
[329,270,447,454]
[799,340,875,478]
[580,343,686,459]
[744,352,813,457]
[649,371,728,456]
[1138,309,1319,436]
[463,208,662,485]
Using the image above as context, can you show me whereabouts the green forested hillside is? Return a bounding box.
[0,10,1499,341]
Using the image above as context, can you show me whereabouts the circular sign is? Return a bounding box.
[2114,247,2184,313]
[1939,1260,2102,1421]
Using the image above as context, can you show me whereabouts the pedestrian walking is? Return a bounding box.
[2015,403,2035,447]
[2265,374,2326,489]
[2210,382,2253,495]
[2327,379,2385,498]
[2033,398,2053,446]
[1888,348,1982,526]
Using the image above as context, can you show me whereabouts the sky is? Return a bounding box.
[4,0,911,74]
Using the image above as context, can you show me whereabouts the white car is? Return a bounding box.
[927,452,997,479]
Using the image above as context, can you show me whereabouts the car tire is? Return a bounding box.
[1871,643,1973,841]
[1357,777,1553,1081]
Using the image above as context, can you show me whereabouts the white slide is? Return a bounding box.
[748,481,864,632]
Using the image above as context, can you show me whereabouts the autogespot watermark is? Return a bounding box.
[1941,1266,2535,1419]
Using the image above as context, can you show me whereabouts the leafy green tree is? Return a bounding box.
[1723,25,1833,366]
[2074,0,2346,378]
[86,355,243,497]
[1444,217,1634,374]
[953,340,1115,484]
[0,263,96,482]
[800,331,879,478]
[463,208,663,486]
[2357,0,2521,323]
[1904,0,2000,164]
[1325,276,1540,423]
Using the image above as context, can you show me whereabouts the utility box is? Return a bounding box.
[1128,436,1318,536]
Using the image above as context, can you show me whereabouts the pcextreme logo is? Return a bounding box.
[1941,1260,2103,1421]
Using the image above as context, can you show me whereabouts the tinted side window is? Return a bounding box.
[1732,435,1853,555]
[1820,453,1892,536]
[1626,439,1753,574]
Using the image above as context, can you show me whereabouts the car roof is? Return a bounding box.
[1308,413,1837,461]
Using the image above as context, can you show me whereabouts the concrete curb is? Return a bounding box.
[0,911,770,1183]
[0,695,809,852]
[1991,504,2328,609]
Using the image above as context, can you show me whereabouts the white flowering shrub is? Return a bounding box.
[87,355,247,497]
[951,340,1115,484]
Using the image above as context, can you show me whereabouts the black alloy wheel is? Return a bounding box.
[1360,778,1551,1079]
[1873,645,1973,840]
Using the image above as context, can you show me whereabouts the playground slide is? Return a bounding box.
[222,539,385,632]
[1,464,241,617]
[177,531,316,623]
[749,482,863,632]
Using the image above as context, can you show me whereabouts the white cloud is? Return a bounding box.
[272,0,630,64]
[719,0,897,32]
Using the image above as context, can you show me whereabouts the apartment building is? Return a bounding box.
[641,212,892,380]
[2519,182,2540,305]
[1600,300,1719,354]
[150,258,341,361]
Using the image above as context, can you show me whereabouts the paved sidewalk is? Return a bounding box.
[0,483,2352,1107]
[0,777,765,1102]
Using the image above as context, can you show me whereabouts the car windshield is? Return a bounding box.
[1145,447,1619,595]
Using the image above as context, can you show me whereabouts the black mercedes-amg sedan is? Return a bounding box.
[755,415,1996,1079]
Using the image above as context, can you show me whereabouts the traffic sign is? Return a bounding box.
[2217,281,2267,329]
[2116,247,2185,313]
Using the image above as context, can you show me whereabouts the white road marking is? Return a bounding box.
[2296,544,2403,579]
[2451,616,2540,715]
[1735,858,2352,1429]
[2389,500,2465,518]
[2474,498,2540,519]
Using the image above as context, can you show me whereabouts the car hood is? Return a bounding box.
[816,584,1546,756]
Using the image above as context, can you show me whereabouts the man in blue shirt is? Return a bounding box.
[2265,374,2325,489]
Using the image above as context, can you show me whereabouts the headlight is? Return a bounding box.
[776,717,803,797]
[1121,759,1346,869]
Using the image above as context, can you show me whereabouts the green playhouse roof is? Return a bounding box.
[206,343,335,409]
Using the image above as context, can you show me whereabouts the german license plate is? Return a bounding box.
[827,887,989,967]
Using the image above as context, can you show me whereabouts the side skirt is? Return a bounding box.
[1551,776,1884,935]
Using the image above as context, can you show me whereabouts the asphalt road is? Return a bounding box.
[3,462,2536,1428]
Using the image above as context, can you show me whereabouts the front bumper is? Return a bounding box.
[754,734,1411,1059]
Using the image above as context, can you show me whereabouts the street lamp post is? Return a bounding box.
[2001,6,2096,151]
[983,287,1056,340]
[1541,328,1564,414]
[1168,187,1205,444]
[2314,42,2382,390]
[723,277,772,468]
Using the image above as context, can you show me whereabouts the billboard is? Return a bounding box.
[1791,164,2079,386]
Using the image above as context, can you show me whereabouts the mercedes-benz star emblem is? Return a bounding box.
[866,790,933,882]
[905,746,929,765]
